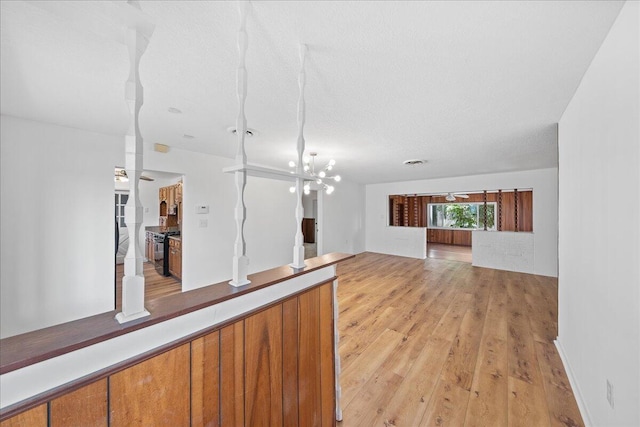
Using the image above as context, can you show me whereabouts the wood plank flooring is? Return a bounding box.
[114,262,181,311]
[336,252,583,427]
[427,243,472,263]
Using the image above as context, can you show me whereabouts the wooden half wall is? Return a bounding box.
[1,282,336,427]
[1,256,355,426]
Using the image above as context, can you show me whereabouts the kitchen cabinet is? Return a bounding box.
[175,182,182,203]
[159,184,181,206]
[168,185,175,208]
[145,232,153,263]
[169,237,182,280]
[159,187,168,202]
[158,182,181,228]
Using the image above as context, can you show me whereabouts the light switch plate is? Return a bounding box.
[196,205,209,214]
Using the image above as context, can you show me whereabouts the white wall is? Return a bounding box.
[472,231,534,273]
[142,146,297,291]
[370,226,428,259]
[302,191,316,218]
[0,116,298,337]
[319,179,366,255]
[365,168,558,277]
[1,116,122,338]
[557,2,639,426]
[245,178,297,274]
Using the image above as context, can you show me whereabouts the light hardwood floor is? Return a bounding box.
[427,243,473,263]
[114,262,181,311]
[336,252,583,427]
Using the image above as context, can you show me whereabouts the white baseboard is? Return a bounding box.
[554,338,593,427]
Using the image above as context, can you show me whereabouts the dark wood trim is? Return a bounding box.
[498,190,503,231]
[483,190,488,231]
[0,253,354,376]
[514,188,519,231]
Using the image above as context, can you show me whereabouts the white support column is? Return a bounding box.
[291,44,308,270]
[116,1,152,323]
[230,0,251,287]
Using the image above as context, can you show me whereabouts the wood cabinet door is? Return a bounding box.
[110,345,190,426]
[168,185,175,207]
[176,182,183,202]
[168,248,175,276]
[146,234,155,263]
[50,379,107,426]
[244,305,283,425]
[1,404,47,427]
[176,248,182,279]
[191,332,220,427]
[168,242,182,279]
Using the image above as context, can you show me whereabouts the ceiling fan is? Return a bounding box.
[114,168,154,182]
[434,192,470,202]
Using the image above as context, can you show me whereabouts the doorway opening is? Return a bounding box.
[302,190,318,259]
[114,168,183,310]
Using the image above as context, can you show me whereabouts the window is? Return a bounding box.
[115,192,129,228]
[428,202,496,230]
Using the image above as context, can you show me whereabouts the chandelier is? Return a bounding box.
[288,152,341,195]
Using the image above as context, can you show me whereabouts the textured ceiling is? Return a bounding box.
[0,1,624,184]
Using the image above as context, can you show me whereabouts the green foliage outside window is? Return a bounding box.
[446,204,476,228]
[429,203,496,230]
[478,204,495,229]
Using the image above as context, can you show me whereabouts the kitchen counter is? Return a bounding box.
[145,226,180,234]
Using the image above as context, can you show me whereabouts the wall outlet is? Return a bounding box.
[199,219,208,228]
[606,379,614,408]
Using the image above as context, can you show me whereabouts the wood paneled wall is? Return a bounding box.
[0,405,47,427]
[389,190,533,246]
[427,229,473,246]
[389,195,427,227]
[1,283,336,427]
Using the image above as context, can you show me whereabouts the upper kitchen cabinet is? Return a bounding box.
[158,180,183,229]
[167,185,175,208]
[176,182,182,203]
